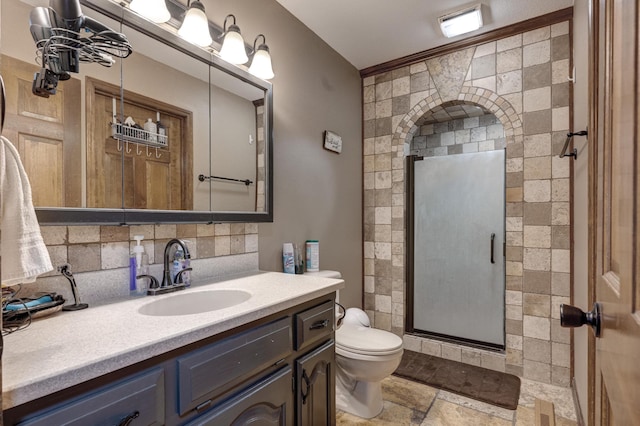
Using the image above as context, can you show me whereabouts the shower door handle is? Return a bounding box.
[490,233,495,264]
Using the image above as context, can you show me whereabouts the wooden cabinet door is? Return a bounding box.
[184,367,293,426]
[590,0,640,423]
[295,340,336,426]
[0,55,81,207]
[86,78,193,210]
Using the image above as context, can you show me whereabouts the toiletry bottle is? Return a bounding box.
[144,118,157,142]
[306,240,320,272]
[294,244,304,274]
[156,112,167,144]
[283,243,295,274]
[172,248,184,283]
[129,253,137,293]
[182,256,191,287]
[136,253,149,294]
[180,240,191,287]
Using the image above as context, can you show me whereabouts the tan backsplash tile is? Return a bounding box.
[68,226,100,244]
[100,226,129,242]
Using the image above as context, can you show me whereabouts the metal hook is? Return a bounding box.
[146,145,152,157]
[136,144,142,155]
[117,139,122,152]
[155,147,161,159]
[125,141,132,154]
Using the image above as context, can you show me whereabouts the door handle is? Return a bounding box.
[490,233,495,264]
[560,303,602,337]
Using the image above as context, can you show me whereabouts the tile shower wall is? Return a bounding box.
[410,114,506,157]
[363,23,572,386]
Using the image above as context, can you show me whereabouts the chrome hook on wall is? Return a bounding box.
[559,130,588,160]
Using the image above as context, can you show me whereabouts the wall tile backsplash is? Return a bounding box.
[28,223,259,305]
[363,21,572,386]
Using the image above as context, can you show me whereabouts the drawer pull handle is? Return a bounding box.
[117,411,139,426]
[309,319,329,330]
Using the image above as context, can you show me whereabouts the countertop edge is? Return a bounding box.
[2,273,344,410]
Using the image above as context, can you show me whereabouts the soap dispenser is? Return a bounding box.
[131,235,148,295]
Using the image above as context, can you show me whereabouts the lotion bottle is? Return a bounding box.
[144,118,157,142]
[132,235,147,294]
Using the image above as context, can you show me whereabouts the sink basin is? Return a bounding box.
[138,289,251,316]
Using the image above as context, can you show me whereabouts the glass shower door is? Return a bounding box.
[412,150,505,347]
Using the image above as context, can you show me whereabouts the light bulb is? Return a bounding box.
[129,0,170,24]
[177,1,212,47]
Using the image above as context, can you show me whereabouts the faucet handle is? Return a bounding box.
[174,268,193,284]
[137,274,159,289]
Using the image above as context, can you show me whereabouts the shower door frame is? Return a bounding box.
[405,153,507,351]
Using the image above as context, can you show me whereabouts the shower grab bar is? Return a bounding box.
[490,233,495,264]
[560,130,588,160]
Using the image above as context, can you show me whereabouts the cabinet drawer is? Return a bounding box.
[184,366,293,426]
[18,368,164,426]
[295,300,334,350]
[177,316,292,415]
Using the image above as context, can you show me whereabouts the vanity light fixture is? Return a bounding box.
[178,0,213,47]
[219,14,249,65]
[248,34,274,80]
[129,0,170,23]
[438,4,483,38]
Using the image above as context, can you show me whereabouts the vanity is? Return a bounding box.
[2,272,343,425]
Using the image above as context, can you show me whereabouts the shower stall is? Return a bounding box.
[407,150,505,348]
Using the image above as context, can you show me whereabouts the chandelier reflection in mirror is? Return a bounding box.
[28,0,133,98]
[128,0,274,79]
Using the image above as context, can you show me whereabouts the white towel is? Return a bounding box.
[0,135,53,286]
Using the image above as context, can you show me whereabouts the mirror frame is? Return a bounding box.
[34,0,273,225]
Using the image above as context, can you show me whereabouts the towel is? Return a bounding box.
[0,135,53,286]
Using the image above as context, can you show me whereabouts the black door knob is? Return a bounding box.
[560,303,602,337]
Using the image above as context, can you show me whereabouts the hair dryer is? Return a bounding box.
[29,0,131,97]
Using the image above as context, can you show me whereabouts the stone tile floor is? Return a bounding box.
[336,375,578,425]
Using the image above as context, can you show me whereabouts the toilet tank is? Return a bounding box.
[305,270,343,305]
[305,270,341,279]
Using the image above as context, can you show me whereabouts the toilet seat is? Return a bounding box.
[336,324,403,356]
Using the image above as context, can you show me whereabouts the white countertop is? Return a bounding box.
[2,271,344,410]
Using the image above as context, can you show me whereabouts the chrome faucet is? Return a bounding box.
[162,238,192,288]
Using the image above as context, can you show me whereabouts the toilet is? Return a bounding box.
[307,271,404,419]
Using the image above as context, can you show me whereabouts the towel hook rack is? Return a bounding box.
[560,130,588,160]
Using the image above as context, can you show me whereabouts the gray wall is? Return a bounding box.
[210,1,363,308]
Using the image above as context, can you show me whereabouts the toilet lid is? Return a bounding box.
[336,324,403,355]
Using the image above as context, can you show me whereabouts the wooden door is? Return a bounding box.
[589,0,640,423]
[0,55,81,207]
[86,78,193,210]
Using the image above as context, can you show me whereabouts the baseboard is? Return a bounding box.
[571,377,586,426]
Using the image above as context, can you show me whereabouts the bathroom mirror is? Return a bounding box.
[0,0,273,224]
